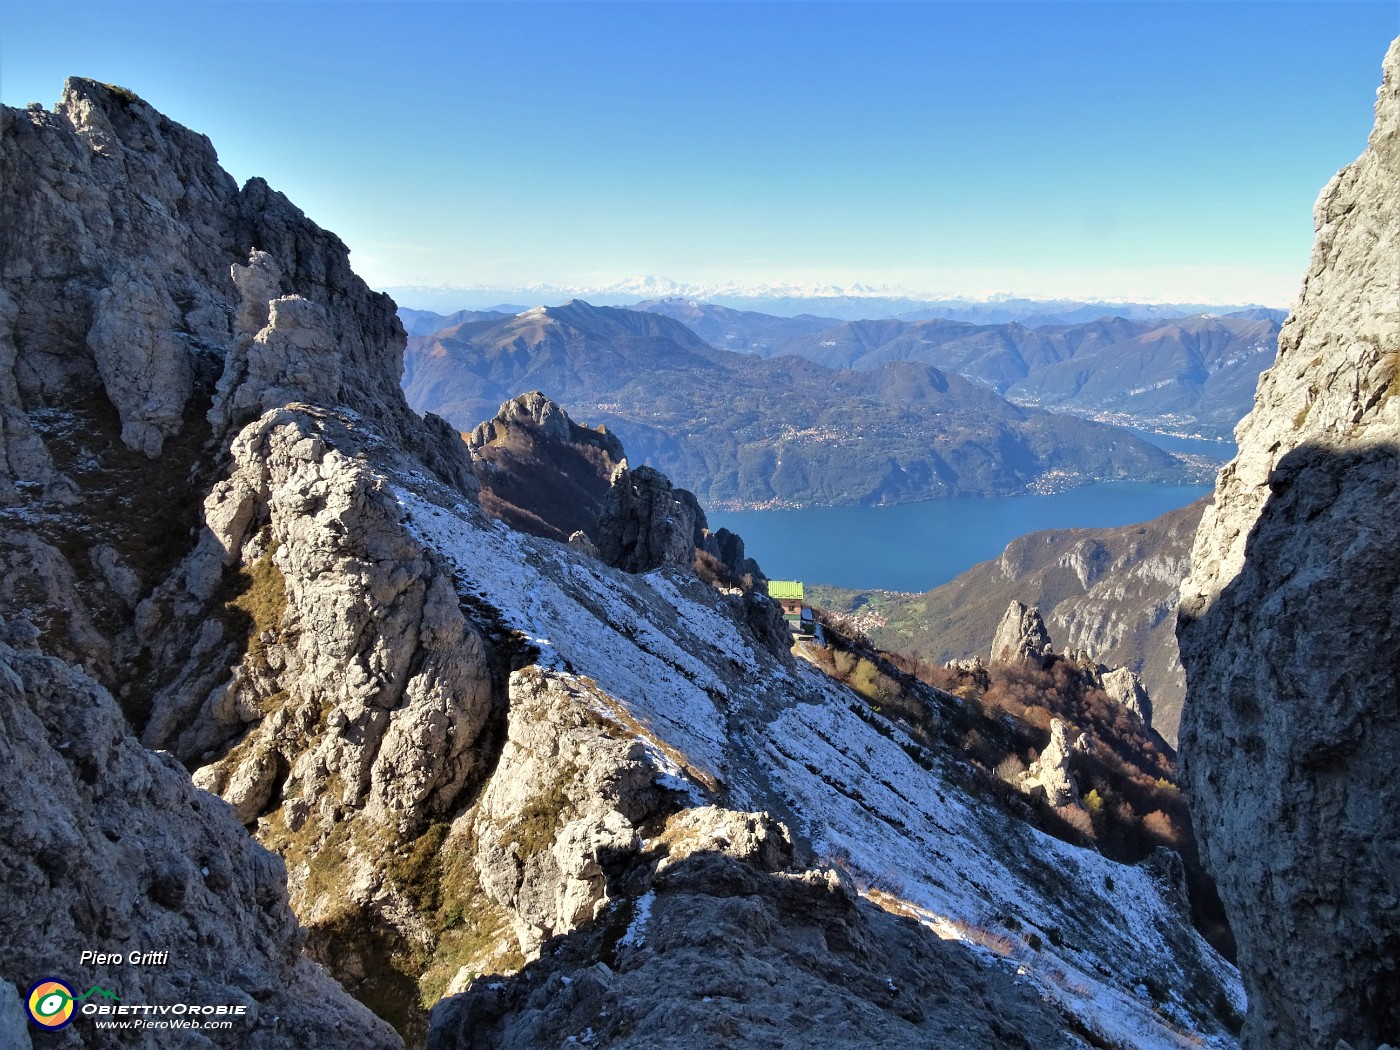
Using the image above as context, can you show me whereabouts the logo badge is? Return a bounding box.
[27,979,75,1029]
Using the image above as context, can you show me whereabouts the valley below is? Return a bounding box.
[402,300,1211,511]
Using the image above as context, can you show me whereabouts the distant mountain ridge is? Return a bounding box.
[387,279,1284,323]
[405,300,1280,438]
[398,307,515,336]
[778,313,1281,438]
[631,298,838,354]
[403,299,1198,509]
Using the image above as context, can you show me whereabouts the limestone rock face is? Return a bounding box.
[0,77,477,695]
[1018,718,1079,808]
[703,525,764,584]
[471,668,674,958]
[1101,666,1152,726]
[989,600,1052,666]
[596,464,703,573]
[168,408,499,837]
[0,79,485,1044]
[1,79,472,483]
[0,621,399,1049]
[1178,38,1400,1050]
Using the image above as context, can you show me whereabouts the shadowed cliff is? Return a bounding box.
[1178,33,1400,1050]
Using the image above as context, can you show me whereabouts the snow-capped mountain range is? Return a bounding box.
[384,276,1283,323]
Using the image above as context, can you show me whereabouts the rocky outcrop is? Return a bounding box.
[157,407,498,836]
[988,600,1052,665]
[429,851,1085,1050]
[596,464,704,573]
[1018,718,1080,807]
[1101,666,1152,725]
[468,391,769,592]
[471,668,675,958]
[1177,38,1400,1050]
[0,78,484,1045]
[467,671,798,964]
[0,618,398,1049]
[1,80,472,485]
[467,391,626,543]
[653,806,794,873]
[0,79,798,1047]
[707,525,763,582]
[467,390,587,455]
[0,78,477,698]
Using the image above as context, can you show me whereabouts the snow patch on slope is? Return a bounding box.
[393,482,1241,1048]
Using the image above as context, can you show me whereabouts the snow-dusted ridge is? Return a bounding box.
[391,477,1242,1048]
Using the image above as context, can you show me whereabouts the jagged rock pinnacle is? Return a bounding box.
[989,600,1053,666]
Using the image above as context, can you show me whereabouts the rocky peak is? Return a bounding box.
[596,463,704,573]
[468,390,620,456]
[989,600,1052,665]
[1178,37,1400,1050]
[466,391,626,543]
[3,76,472,482]
[1101,666,1152,726]
[1018,718,1080,808]
[465,391,769,596]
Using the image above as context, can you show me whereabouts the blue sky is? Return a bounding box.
[4,2,1396,306]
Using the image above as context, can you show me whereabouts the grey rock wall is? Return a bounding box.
[596,464,704,573]
[1178,38,1400,1050]
[0,621,399,1048]
[0,78,489,1046]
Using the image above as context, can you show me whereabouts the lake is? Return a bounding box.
[708,482,1213,593]
[1123,428,1237,459]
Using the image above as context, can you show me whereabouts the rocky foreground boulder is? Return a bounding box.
[0,620,399,1049]
[1178,37,1400,1050]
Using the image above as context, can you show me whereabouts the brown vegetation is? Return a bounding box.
[806,605,1235,960]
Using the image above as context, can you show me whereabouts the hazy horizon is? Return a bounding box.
[378,275,1290,314]
[5,1,1396,306]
